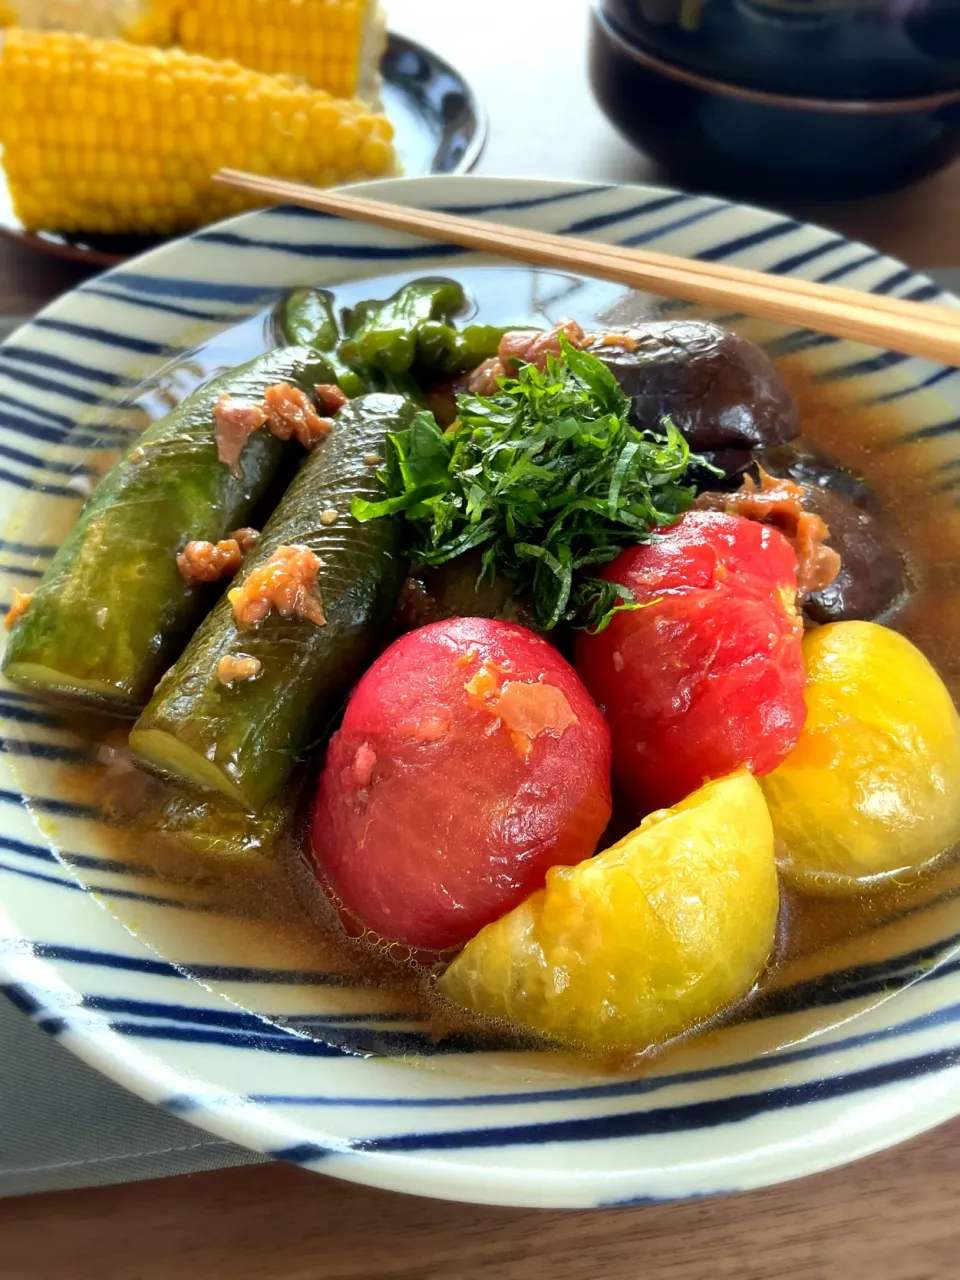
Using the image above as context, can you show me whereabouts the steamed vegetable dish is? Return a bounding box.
[5,272,960,1062]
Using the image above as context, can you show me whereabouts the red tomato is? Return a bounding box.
[576,510,806,813]
[311,617,612,952]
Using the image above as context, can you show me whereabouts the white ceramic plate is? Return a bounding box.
[2,175,960,1209]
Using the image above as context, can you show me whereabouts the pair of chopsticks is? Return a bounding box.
[214,169,960,366]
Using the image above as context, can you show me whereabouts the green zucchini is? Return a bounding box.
[3,347,333,713]
[147,790,291,873]
[129,393,413,811]
[100,775,290,874]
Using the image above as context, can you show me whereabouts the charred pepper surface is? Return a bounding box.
[2,347,333,712]
[130,394,415,811]
[280,279,505,395]
[279,288,367,398]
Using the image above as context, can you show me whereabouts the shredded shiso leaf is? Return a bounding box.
[353,337,703,630]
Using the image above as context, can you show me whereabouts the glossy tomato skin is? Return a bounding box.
[311,617,612,952]
[576,510,805,814]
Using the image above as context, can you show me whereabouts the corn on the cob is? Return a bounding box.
[2,0,387,103]
[128,0,387,103]
[0,28,398,236]
[0,2,145,36]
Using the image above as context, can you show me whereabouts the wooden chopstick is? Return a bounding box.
[217,169,955,329]
[215,168,959,334]
[214,169,960,366]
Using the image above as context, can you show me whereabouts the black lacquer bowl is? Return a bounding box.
[590,0,960,199]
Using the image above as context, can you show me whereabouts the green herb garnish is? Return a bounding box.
[353,337,701,630]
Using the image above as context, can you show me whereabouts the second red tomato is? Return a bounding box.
[576,510,806,814]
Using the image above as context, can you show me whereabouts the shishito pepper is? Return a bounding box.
[340,278,466,375]
[280,282,496,400]
[575,509,807,813]
[281,288,341,351]
[279,289,366,398]
[130,393,414,811]
[3,346,333,713]
[413,321,511,378]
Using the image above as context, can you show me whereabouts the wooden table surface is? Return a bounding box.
[3,1,960,1275]
[1,1119,958,1280]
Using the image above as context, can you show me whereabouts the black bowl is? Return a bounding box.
[589,3,960,200]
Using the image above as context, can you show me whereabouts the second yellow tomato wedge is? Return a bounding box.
[761,622,960,893]
[438,770,779,1055]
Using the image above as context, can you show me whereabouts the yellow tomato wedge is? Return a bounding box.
[438,770,779,1055]
[761,621,960,893]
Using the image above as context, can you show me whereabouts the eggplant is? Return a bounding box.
[394,552,542,636]
[3,346,333,713]
[752,443,907,624]
[797,485,907,624]
[756,439,883,513]
[585,321,799,452]
[130,393,414,811]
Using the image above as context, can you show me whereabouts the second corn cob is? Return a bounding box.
[127,0,387,103]
[0,27,398,235]
[1,0,387,102]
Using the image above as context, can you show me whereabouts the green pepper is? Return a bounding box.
[3,346,334,713]
[340,278,465,375]
[280,289,429,403]
[279,289,366,398]
[130,393,414,810]
[281,287,340,350]
[414,321,511,379]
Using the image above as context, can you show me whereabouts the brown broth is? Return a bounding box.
[8,267,960,1072]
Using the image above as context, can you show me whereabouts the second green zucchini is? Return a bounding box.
[130,393,414,810]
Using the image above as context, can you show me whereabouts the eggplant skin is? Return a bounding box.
[130,393,414,812]
[757,439,883,514]
[3,346,333,713]
[585,322,799,452]
[801,485,907,625]
[755,441,907,624]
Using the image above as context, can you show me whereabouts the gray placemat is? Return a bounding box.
[3,265,958,1199]
[0,312,266,1198]
[0,994,267,1197]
